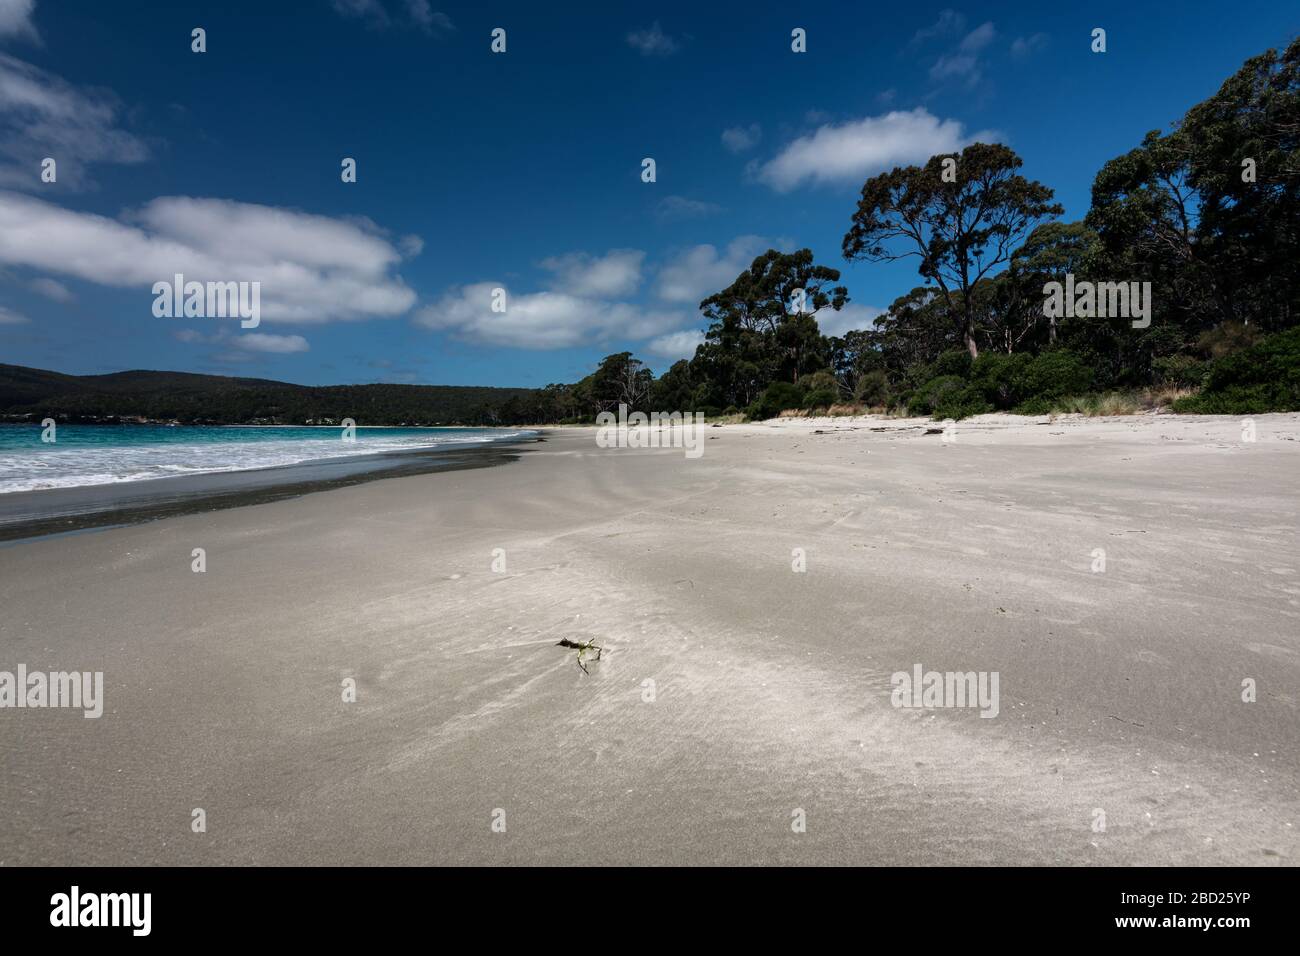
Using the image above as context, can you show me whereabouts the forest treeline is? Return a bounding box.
[0,365,535,426]
[500,38,1300,423]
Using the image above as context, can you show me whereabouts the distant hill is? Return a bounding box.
[0,364,540,426]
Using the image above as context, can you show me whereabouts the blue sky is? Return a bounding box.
[0,0,1295,387]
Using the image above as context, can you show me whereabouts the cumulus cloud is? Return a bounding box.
[415,282,684,350]
[0,303,28,324]
[0,191,419,322]
[627,22,680,56]
[0,53,148,190]
[417,237,792,350]
[539,249,644,298]
[815,303,884,338]
[755,109,998,191]
[654,236,771,305]
[239,332,309,353]
[721,123,761,153]
[646,328,704,361]
[0,0,38,43]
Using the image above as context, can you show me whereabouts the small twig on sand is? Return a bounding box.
[556,638,604,674]
[1107,714,1145,727]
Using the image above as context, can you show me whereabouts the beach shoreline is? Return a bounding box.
[0,432,542,544]
[1,413,1297,865]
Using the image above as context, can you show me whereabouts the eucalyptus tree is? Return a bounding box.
[842,143,1062,359]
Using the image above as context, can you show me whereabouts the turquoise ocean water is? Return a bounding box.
[0,424,533,494]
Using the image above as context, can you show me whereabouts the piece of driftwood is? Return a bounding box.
[556,638,604,674]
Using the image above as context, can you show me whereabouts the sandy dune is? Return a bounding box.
[1,412,1297,865]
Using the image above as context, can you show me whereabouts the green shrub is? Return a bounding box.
[1020,351,1093,400]
[1174,326,1300,414]
[933,350,973,379]
[1196,321,1264,359]
[1013,396,1056,415]
[801,370,839,394]
[1153,354,1207,388]
[969,353,1032,408]
[803,388,838,409]
[933,391,992,420]
[908,375,991,418]
[970,350,1092,410]
[747,381,806,420]
[854,369,891,406]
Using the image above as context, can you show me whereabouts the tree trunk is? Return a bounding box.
[962,298,980,359]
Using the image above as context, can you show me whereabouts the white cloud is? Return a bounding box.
[238,332,309,353]
[815,303,883,338]
[0,191,419,323]
[627,22,680,56]
[175,327,309,356]
[756,109,998,192]
[28,275,71,301]
[539,248,644,298]
[0,0,38,43]
[403,1,453,34]
[961,21,996,51]
[418,237,792,351]
[721,123,761,153]
[930,22,996,84]
[0,303,28,324]
[0,53,148,190]
[646,328,704,361]
[1011,33,1048,58]
[415,282,684,350]
[654,236,771,305]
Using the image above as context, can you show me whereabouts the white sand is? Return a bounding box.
[1,412,1297,864]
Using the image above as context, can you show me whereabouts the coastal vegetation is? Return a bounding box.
[537,37,1300,423]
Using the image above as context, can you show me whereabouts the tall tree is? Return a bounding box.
[1089,38,1300,339]
[589,352,652,413]
[696,248,848,391]
[1008,221,1101,345]
[842,143,1062,358]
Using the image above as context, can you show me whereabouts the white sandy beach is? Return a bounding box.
[1,412,1297,865]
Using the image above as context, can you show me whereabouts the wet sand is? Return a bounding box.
[0,413,1297,865]
[0,439,534,544]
